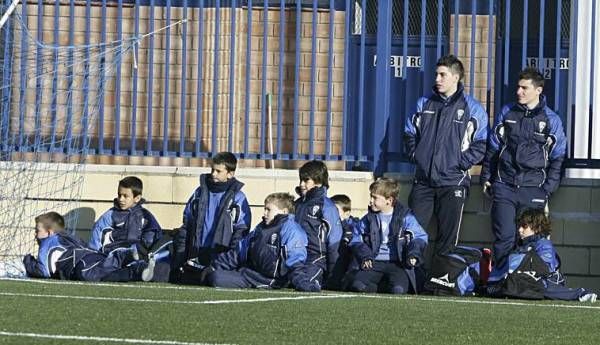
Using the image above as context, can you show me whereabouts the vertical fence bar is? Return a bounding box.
[554,0,561,111]
[402,0,408,80]
[162,0,172,155]
[292,0,301,158]
[212,0,222,156]
[453,0,459,56]
[538,0,545,66]
[33,0,44,150]
[131,0,140,154]
[195,0,204,156]
[259,0,268,156]
[436,0,442,60]
[146,0,155,154]
[98,0,107,153]
[357,0,366,159]
[81,0,91,153]
[179,0,189,155]
[115,0,123,154]
[325,0,334,159]
[341,0,351,159]
[503,0,510,86]
[521,0,528,68]
[373,0,392,171]
[244,0,252,155]
[590,0,596,159]
[470,0,476,95]
[65,0,75,153]
[486,0,493,116]
[228,0,237,153]
[276,0,285,156]
[49,0,60,151]
[16,0,27,149]
[420,0,426,95]
[309,0,317,159]
[1,0,13,151]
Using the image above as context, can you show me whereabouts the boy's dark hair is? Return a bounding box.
[35,212,65,232]
[436,54,464,81]
[516,208,551,236]
[119,176,143,197]
[212,151,238,172]
[369,178,400,204]
[518,67,545,89]
[331,194,352,212]
[299,160,329,188]
[264,193,295,214]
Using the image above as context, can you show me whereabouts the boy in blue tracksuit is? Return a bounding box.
[404,55,488,258]
[172,152,252,283]
[89,176,162,255]
[24,212,147,282]
[294,160,343,292]
[491,208,596,302]
[327,194,360,290]
[481,68,567,280]
[205,193,314,290]
[350,178,428,294]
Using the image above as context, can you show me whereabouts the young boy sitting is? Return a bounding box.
[490,208,597,302]
[328,194,361,290]
[294,160,343,291]
[24,212,147,282]
[203,193,313,290]
[172,152,252,283]
[89,176,163,255]
[349,178,428,294]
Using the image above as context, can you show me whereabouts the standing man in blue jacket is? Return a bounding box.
[404,55,488,258]
[480,68,566,280]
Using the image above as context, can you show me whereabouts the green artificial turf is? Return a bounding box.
[0,279,598,345]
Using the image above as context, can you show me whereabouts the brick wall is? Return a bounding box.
[8,3,345,167]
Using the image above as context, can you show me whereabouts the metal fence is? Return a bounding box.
[0,0,597,171]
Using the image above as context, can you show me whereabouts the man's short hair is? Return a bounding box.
[119,176,143,197]
[516,208,551,236]
[299,160,329,188]
[331,194,352,212]
[436,54,465,81]
[264,193,295,214]
[518,67,545,89]
[369,178,400,203]
[35,212,65,232]
[212,152,238,172]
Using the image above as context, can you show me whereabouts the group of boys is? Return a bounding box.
[24,54,597,301]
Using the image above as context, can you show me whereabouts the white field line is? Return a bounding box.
[0,291,354,305]
[0,277,318,295]
[0,331,234,345]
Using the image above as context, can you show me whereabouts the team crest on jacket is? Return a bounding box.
[311,205,320,216]
[270,233,278,245]
[456,109,465,121]
[538,121,547,133]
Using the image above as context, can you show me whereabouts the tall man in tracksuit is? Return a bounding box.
[404,55,489,258]
[480,68,566,281]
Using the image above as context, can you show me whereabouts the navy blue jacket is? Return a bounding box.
[24,233,95,279]
[89,199,162,252]
[174,174,252,267]
[350,204,428,266]
[481,96,566,195]
[404,83,489,187]
[211,214,308,288]
[294,186,342,276]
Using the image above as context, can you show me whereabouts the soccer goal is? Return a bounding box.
[0,0,138,276]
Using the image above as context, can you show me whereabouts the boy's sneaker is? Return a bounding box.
[141,257,156,282]
[579,293,597,303]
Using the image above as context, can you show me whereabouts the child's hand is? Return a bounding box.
[361,259,373,270]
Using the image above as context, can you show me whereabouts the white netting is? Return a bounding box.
[0,2,138,276]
